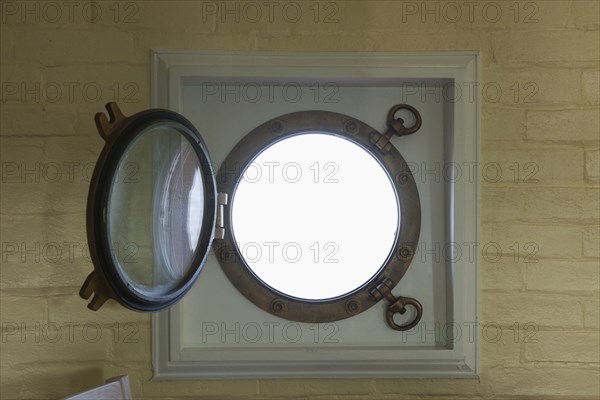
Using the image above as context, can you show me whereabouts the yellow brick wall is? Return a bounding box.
[1,1,598,398]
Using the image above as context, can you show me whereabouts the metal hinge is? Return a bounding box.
[370,277,423,331]
[215,192,228,240]
[369,277,395,301]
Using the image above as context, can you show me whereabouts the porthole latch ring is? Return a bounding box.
[369,104,422,154]
[370,278,423,331]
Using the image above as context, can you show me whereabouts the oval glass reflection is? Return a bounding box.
[231,133,399,301]
[107,121,205,298]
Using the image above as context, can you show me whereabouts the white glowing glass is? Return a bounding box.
[231,133,399,300]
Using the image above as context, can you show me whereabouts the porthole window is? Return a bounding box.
[81,102,423,330]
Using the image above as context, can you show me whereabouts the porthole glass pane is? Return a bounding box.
[231,133,399,301]
[107,122,204,298]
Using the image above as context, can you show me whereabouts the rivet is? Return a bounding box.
[271,121,283,134]
[398,246,413,260]
[217,246,232,262]
[271,299,285,313]
[344,120,357,133]
[345,300,361,315]
[396,172,409,185]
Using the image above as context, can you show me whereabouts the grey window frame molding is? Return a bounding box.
[150,50,481,380]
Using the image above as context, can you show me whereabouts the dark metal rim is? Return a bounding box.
[87,109,217,312]
[214,110,421,323]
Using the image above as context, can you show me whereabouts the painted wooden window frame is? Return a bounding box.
[151,50,480,380]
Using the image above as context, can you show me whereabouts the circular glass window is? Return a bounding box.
[215,110,421,323]
[82,104,216,312]
[231,133,399,300]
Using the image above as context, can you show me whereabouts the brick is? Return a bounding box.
[0,213,86,247]
[484,66,580,106]
[113,1,215,33]
[375,378,488,397]
[257,32,377,52]
[0,102,142,137]
[583,225,600,258]
[41,64,149,106]
[486,366,600,397]
[12,28,136,65]
[481,258,524,291]
[0,363,102,399]
[526,109,600,142]
[1,130,104,162]
[482,222,583,260]
[260,379,373,396]
[140,369,258,397]
[370,31,489,52]
[526,260,600,292]
[308,395,422,400]
[212,0,370,36]
[582,297,599,328]
[343,1,455,34]
[482,107,526,142]
[493,31,600,65]
[112,323,151,363]
[0,1,210,35]
[0,176,88,215]
[1,323,114,364]
[134,31,255,59]
[454,1,571,31]
[0,296,47,328]
[1,103,87,136]
[585,148,600,183]
[48,294,150,326]
[0,27,13,62]
[481,292,583,327]
[0,1,125,28]
[480,335,522,368]
[0,63,44,99]
[482,144,584,186]
[524,331,600,363]
[582,69,600,104]
[572,1,600,30]
[0,214,90,289]
[0,136,102,215]
[482,187,599,223]
[0,134,45,162]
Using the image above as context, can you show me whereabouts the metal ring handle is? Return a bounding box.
[387,104,422,136]
[385,296,423,331]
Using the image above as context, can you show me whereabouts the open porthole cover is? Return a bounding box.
[214,109,422,324]
[80,103,217,311]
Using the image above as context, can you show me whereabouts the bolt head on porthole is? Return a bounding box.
[80,103,217,311]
